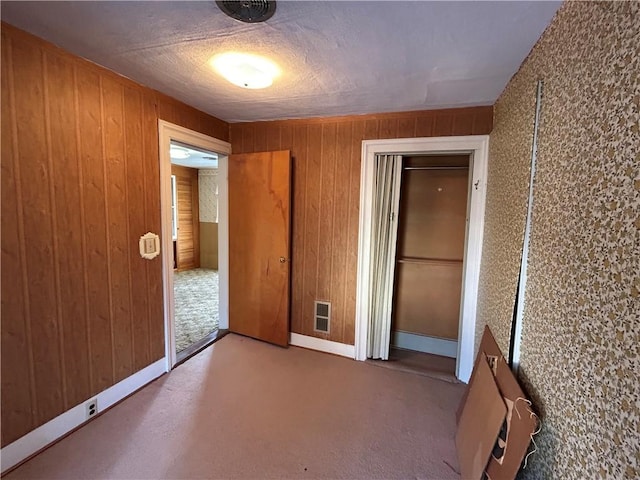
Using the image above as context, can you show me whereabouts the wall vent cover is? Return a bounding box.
[216,1,276,23]
[314,301,331,334]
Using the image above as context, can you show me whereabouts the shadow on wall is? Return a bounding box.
[200,222,218,269]
[517,367,559,477]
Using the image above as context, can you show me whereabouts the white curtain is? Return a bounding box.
[367,154,403,360]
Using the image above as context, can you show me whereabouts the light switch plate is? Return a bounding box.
[139,232,160,260]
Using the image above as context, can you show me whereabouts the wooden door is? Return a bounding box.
[229,150,291,347]
[172,165,199,270]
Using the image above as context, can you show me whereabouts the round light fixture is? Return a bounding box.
[170,146,190,159]
[210,52,279,89]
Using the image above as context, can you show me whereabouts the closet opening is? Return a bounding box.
[355,136,489,383]
[388,154,470,379]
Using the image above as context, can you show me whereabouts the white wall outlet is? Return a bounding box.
[85,399,98,420]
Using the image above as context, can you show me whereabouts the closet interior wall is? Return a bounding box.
[392,155,470,345]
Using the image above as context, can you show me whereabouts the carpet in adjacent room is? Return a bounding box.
[173,267,219,352]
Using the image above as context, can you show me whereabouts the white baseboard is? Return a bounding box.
[392,331,458,358]
[1,358,166,474]
[289,333,355,359]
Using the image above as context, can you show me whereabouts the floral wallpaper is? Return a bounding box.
[198,169,218,223]
[477,2,639,478]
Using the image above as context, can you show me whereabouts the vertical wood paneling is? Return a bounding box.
[379,118,398,139]
[290,125,308,334]
[266,123,281,152]
[43,51,68,411]
[472,110,493,135]
[364,119,379,140]
[415,115,435,137]
[344,120,365,345]
[124,86,150,371]
[434,113,454,136]
[172,165,200,270]
[253,123,269,152]
[397,117,417,138]
[12,37,65,426]
[78,66,114,394]
[73,66,94,396]
[302,125,322,336]
[452,112,474,136]
[330,122,352,342]
[317,123,337,339]
[46,51,91,409]
[1,34,35,446]
[229,106,492,345]
[155,93,228,142]
[141,93,165,362]
[1,24,229,446]
[280,124,293,150]
[102,76,134,383]
[176,176,196,267]
[241,124,255,154]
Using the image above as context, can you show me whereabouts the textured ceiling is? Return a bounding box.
[171,142,218,169]
[0,1,561,122]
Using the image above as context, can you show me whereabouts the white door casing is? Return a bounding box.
[158,120,231,370]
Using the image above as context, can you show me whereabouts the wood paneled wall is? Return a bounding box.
[172,164,200,270]
[0,23,228,447]
[229,107,492,346]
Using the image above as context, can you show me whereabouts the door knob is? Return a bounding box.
[279,256,287,263]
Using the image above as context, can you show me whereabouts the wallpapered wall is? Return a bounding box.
[198,169,219,269]
[198,170,218,223]
[477,2,639,478]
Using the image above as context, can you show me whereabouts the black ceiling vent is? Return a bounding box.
[216,1,276,23]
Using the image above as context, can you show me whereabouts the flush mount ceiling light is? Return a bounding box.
[210,52,280,89]
[216,0,276,23]
[170,146,190,159]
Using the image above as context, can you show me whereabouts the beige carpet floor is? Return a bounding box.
[7,334,465,480]
[368,347,459,383]
[174,268,219,352]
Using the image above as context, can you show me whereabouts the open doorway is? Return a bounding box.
[170,142,220,363]
[355,136,489,383]
[386,154,470,379]
[158,121,231,370]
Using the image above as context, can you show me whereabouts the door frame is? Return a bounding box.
[158,120,231,370]
[354,135,489,383]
